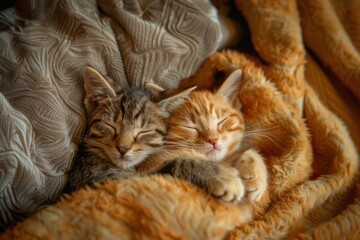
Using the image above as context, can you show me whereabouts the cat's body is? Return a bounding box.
[138,70,270,222]
[65,69,176,193]
[176,51,314,237]
[65,67,245,204]
[165,71,269,203]
[65,84,170,193]
[180,51,313,199]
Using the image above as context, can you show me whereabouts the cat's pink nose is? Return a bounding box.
[118,146,129,156]
[207,138,218,146]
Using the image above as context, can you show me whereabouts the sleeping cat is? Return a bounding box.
[140,70,269,206]
[65,67,244,204]
[136,69,269,225]
[166,69,268,202]
[179,50,313,199]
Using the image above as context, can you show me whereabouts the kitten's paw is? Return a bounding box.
[209,166,245,203]
[235,149,267,202]
[163,157,245,203]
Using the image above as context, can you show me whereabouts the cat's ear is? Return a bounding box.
[145,82,166,96]
[156,86,197,116]
[83,67,116,112]
[145,82,194,102]
[216,69,242,104]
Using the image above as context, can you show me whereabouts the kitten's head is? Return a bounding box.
[83,67,195,169]
[167,69,244,161]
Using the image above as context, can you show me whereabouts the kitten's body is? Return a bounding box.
[177,51,314,237]
[180,51,313,198]
[65,67,245,203]
[166,87,269,203]
[139,70,270,221]
[65,85,168,193]
[173,70,269,205]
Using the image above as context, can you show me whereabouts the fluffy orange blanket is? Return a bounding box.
[2,0,360,239]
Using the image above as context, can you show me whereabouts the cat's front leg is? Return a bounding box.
[235,149,268,201]
[156,157,245,203]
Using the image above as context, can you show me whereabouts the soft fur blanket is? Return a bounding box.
[1,0,360,239]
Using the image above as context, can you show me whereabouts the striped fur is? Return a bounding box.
[65,67,193,193]
[165,70,269,217]
[167,90,245,162]
[66,67,245,203]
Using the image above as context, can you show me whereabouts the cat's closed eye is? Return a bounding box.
[135,130,155,141]
[177,124,199,132]
[90,122,115,138]
[217,117,229,127]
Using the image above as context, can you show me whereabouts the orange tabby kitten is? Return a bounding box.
[140,70,270,222]
[167,70,268,203]
[180,51,313,199]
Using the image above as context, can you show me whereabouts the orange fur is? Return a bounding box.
[167,91,245,160]
[166,87,270,220]
[2,176,252,240]
[180,50,313,197]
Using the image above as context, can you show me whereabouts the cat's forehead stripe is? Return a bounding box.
[188,101,201,119]
[209,102,214,114]
[133,102,146,120]
[119,95,126,116]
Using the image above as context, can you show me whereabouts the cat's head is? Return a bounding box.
[83,67,195,169]
[167,69,244,161]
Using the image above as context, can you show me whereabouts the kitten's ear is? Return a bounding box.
[216,69,242,103]
[157,86,197,116]
[145,82,166,100]
[145,81,195,103]
[83,67,116,112]
[145,82,166,92]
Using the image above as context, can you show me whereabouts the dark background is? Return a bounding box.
[1,0,16,10]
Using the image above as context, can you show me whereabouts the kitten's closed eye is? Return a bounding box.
[176,124,199,132]
[217,117,229,127]
[90,122,115,138]
[135,130,155,141]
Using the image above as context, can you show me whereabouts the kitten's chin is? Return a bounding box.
[111,155,147,169]
[205,149,225,161]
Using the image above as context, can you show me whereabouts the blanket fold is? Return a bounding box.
[298,0,360,100]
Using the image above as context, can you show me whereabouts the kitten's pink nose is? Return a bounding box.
[207,138,218,146]
[118,146,129,156]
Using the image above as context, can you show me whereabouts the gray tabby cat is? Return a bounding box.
[65,67,243,203]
